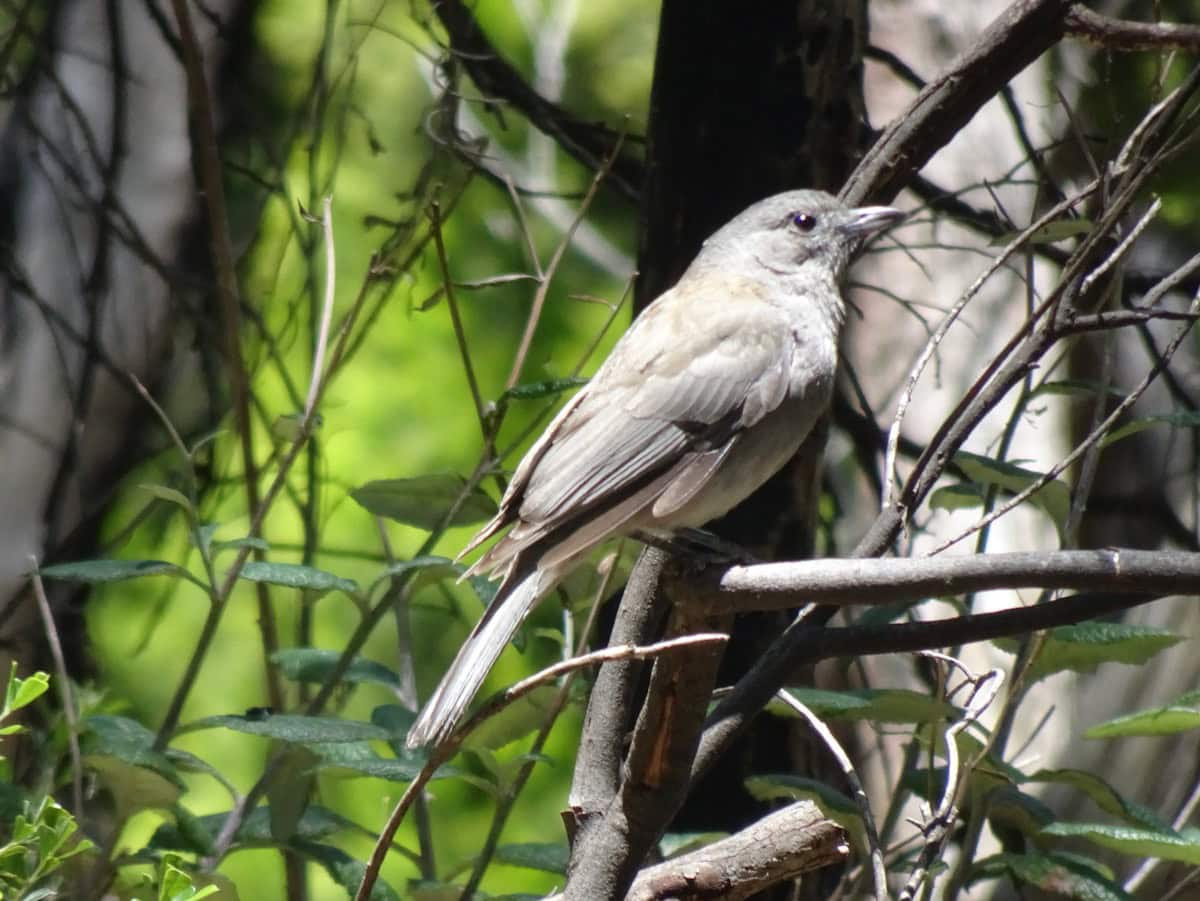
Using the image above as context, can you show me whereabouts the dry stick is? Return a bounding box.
[27,568,82,816]
[457,545,626,901]
[881,179,1101,507]
[898,660,1003,901]
[167,0,284,720]
[352,634,729,901]
[775,691,886,901]
[504,130,626,390]
[927,279,1200,555]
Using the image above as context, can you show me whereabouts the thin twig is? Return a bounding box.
[27,566,82,816]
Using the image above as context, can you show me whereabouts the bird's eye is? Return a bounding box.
[791,212,818,232]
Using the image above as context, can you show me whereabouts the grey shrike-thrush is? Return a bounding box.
[406,189,903,748]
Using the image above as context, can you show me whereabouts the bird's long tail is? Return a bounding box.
[406,567,557,748]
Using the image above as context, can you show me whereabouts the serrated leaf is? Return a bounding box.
[493,842,569,874]
[1026,622,1183,683]
[970,851,1131,900]
[351,474,497,530]
[236,561,357,595]
[185,713,389,744]
[39,558,186,584]
[1042,822,1200,864]
[954,451,1071,530]
[271,648,401,688]
[499,377,588,403]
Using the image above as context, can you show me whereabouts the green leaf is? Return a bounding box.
[4,668,50,713]
[185,713,390,744]
[970,851,1131,900]
[658,832,728,858]
[1027,769,1167,830]
[138,483,194,512]
[236,561,357,595]
[1084,691,1200,739]
[368,555,461,594]
[463,685,561,750]
[291,839,399,901]
[149,805,355,852]
[309,742,430,782]
[350,474,497,530]
[271,648,401,688]
[493,842,569,874]
[1024,622,1184,683]
[38,558,187,584]
[930,483,987,512]
[1027,379,1126,401]
[775,687,955,724]
[985,786,1054,839]
[269,746,318,842]
[989,218,1094,245]
[954,451,1071,529]
[1102,411,1200,449]
[499,376,588,403]
[1041,822,1200,864]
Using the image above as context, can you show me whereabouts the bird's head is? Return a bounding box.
[700,189,904,279]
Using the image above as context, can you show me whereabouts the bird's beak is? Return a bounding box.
[840,205,905,237]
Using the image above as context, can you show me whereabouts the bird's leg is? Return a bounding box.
[633,528,759,566]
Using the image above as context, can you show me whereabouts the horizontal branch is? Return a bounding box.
[1065,5,1200,52]
[549,801,846,901]
[695,548,1200,615]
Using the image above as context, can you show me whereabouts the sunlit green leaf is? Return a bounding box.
[271,648,401,688]
[351,474,497,529]
[236,561,358,595]
[1041,822,1200,864]
[1024,622,1183,683]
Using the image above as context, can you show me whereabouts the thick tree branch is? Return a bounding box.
[842,0,1073,206]
[552,801,846,901]
[694,548,1200,615]
[692,590,1159,782]
[1065,5,1200,52]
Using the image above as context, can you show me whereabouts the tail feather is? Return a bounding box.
[406,568,556,748]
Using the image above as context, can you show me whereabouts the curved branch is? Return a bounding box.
[842,0,1072,206]
[1066,5,1200,52]
[432,0,643,201]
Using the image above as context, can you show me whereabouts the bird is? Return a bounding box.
[406,189,903,748]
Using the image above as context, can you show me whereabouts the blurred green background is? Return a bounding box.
[85,1,657,896]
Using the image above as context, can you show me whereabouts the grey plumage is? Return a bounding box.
[406,189,903,748]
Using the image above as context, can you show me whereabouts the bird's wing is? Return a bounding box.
[472,278,795,571]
